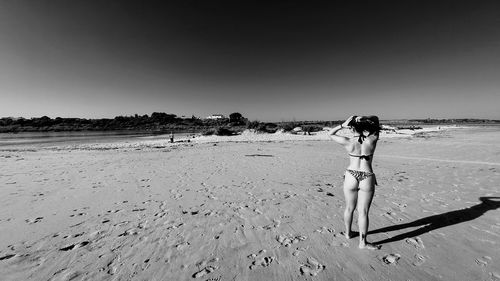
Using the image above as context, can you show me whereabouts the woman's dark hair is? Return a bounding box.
[349,116,381,143]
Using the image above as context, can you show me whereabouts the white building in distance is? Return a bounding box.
[205,114,226,120]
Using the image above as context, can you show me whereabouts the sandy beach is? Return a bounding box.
[1,126,499,281]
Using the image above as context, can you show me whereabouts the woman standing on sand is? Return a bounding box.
[329,115,381,250]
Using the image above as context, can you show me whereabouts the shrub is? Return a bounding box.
[256,122,278,133]
[246,120,261,130]
[215,127,236,136]
[202,129,215,136]
[278,123,295,132]
[229,112,243,122]
[279,121,304,132]
[302,125,324,133]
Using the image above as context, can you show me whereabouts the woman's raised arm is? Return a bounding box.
[329,116,355,145]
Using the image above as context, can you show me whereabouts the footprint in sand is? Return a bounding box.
[262,220,281,230]
[276,234,307,247]
[140,179,151,188]
[138,220,148,229]
[412,254,426,266]
[51,268,82,280]
[204,210,215,216]
[393,172,408,182]
[248,250,275,270]
[300,257,325,276]
[172,193,183,199]
[176,241,190,250]
[204,277,221,281]
[192,257,220,278]
[315,226,335,234]
[165,221,184,230]
[380,209,403,222]
[154,209,167,217]
[170,189,183,199]
[330,240,349,247]
[382,253,401,265]
[102,255,121,275]
[253,208,263,214]
[0,253,17,261]
[182,210,200,215]
[475,256,491,267]
[490,272,500,281]
[69,213,86,217]
[195,257,219,268]
[247,249,266,259]
[250,256,274,269]
[330,233,349,247]
[159,201,168,210]
[192,265,218,278]
[25,217,43,224]
[293,247,306,257]
[114,221,130,227]
[405,237,425,249]
[59,241,90,251]
[118,229,139,237]
[392,201,408,209]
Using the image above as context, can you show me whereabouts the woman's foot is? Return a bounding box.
[359,242,380,250]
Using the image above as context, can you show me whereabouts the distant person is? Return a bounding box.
[329,115,381,250]
[170,132,174,143]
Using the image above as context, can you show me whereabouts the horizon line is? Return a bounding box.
[1,115,499,123]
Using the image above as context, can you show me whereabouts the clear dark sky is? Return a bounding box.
[1,0,499,121]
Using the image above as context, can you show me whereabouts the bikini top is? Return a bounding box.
[349,154,373,160]
[353,134,366,144]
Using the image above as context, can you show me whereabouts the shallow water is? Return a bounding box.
[0,131,196,148]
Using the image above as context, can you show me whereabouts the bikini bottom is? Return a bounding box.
[346,169,377,185]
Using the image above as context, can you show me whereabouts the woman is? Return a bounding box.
[329,115,381,250]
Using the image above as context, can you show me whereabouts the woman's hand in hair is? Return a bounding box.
[355,115,379,125]
[342,116,355,128]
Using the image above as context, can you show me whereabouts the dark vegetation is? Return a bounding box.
[0,113,248,135]
[0,113,337,136]
[1,114,498,136]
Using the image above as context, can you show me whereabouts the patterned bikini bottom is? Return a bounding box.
[346,169,377,185]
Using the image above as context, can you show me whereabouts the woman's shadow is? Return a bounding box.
[370,196,500,245]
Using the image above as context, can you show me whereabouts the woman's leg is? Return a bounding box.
[343,172,359,239]
[357,176,379,249]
